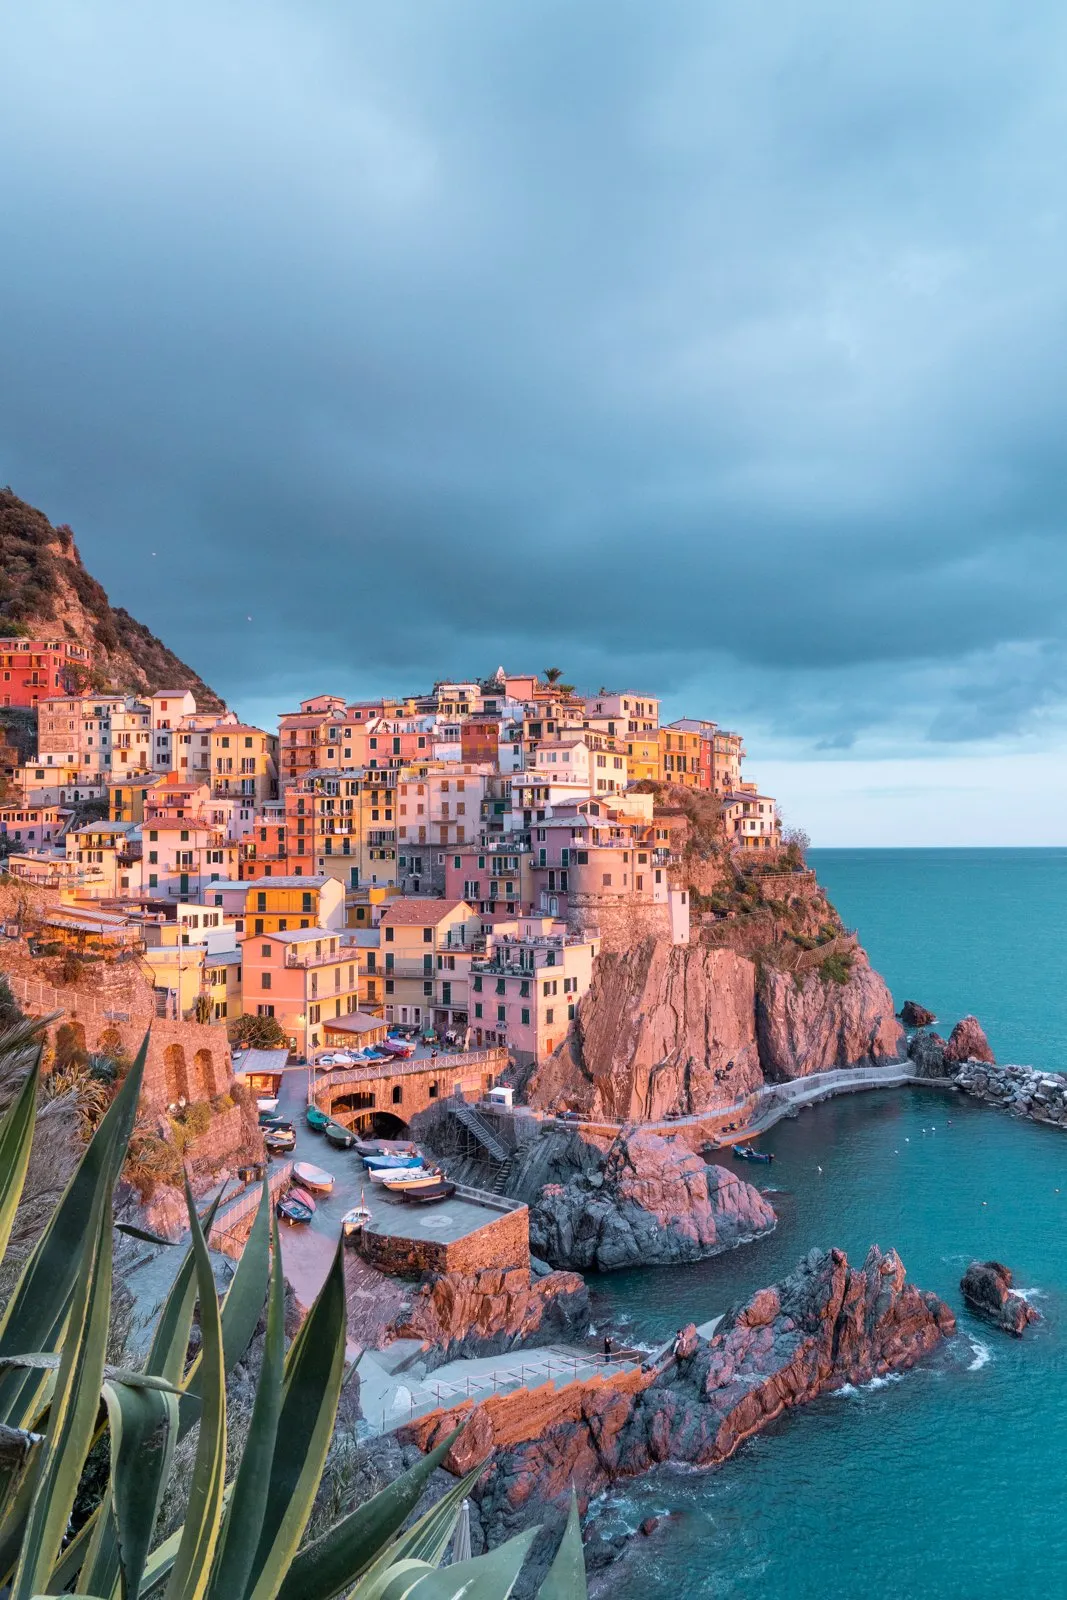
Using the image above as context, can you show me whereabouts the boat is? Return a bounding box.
[353,1138,382,1157]
[324,1121,357,1149]
[369,1164,429,1184]
[293,1160,335,1193]
[379,1169,445,1191]
[277,1197,313,1226]
[342,1196,373,1240]
[732,1145,773,1164]
[305,1105,330,1132]
[382,1038,414,1057]
[256,1095,279,1114]
[288,1184,318,1212]
[258,1109,285,1127]
[401,1180,456,1204]
[264,1128,296,1152]
[363,1152,422,1170]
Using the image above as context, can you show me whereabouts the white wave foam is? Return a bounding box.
[967,1337,991,1371]
[835,1372,904,1398]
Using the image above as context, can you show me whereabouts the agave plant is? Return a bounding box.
[0,1020,587,1598]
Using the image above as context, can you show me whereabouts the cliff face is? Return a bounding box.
[406,1245,955,1549]
[527,933,905,1119]
[0,488,224,709]
[756,950,904,1080]
[528,1127,776,1271]
[384,1265,590,1366]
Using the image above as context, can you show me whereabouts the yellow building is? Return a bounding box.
[235,875,345,937]
[378,897,479,1027]
[109,774,165,823]
[625,736,661,784]
[658,726,702,787]
[210,725,279,807]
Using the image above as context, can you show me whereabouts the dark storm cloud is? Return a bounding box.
[3,0,1067,750]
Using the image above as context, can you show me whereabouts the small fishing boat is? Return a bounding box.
[401,1180,456,1204]
[277,1197,313,1226]
[305,1105,330,1132]
[382,1038,414,1057]
[256,1095,279,1114]
[264,1128,296,1152]
[258,1109,285,1127]
[363,1152,422,1170]
[380,1170,444,1191]
[324,1121,357,1150]
[353,1138,382,1157]
[369,1164,429,1184]
[732,1145,773,1164]
[288,1184,318,1212]
[342,1195,373,1240]
[293,1160,335,1193]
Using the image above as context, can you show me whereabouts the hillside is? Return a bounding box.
[0,488,225,710]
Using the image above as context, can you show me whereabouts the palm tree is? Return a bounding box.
[543,667,562,685]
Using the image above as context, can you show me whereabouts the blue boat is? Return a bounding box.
[363,1152,422,1170]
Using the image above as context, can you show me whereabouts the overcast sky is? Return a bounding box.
[3,1,1066,844]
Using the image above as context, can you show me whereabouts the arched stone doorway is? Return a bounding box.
[193,1049,214,1098]
[369,1110,410,1139]
[163,1043,190,1105]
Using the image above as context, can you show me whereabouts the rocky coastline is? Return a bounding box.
[403,1245,955,1572]
[904,1012,1067,1130]
[383,1262,590,1367]
[528,1126,777,1272]
[960,1260,1040,1337]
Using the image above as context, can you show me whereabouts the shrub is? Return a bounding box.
[820,952,854,986]
[228,1011,288,1050]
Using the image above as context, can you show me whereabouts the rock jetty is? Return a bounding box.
[960,1260,1040,1336]
[953,1061,1067,1127]
[528,1126,776,1271]
[406,1245,955,1550]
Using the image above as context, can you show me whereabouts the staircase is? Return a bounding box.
[450,1102,510,1164]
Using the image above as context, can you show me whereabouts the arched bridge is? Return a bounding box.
[312,1046,510,1135]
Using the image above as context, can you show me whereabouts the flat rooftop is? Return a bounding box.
[365,1190,517,1247]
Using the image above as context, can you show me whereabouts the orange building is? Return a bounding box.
[0,636,91,708]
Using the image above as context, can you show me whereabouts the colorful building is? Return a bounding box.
[0,636,90,708]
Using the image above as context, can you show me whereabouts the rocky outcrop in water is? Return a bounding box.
[900,1000,936,1027]
[756,953,905,1080]
[907,1030,948,1078]
[406,1245,955,1553]
[384,1264,590,1365]
[944,1015,995,1065]
[960,1261,1039,1336]
[953,1061,1067,1127]
[527,1127,776,1271]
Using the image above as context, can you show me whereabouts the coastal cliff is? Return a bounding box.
[527,932,904,1120]
[383,1264,590,1365]
[405,1245,955,1555]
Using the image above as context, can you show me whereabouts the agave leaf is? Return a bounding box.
[116,1222,176,1246]
[242,1239,347,1600]
[9,1146,115,1600]
[45,1501,102,1595]
[161,1179,227,1600]
[274,1427,463,1600]
[137,1524,183,1597]
[0,1354,182,1395]
[398,1529,539,1599]
[180,1176,269,1430]
[147,1190,226,1394]
[537,1492,586,1599]
[205,1201,284,1600]
[0,1034,147,1427]
[99,1380,180,1600]
[0,1435,42,1589]
[0,1052,41,1262]
[348,1461,486,1599]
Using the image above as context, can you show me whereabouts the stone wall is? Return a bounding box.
[357,1202,529,1279]
[566,893,670,953]
[1,938,233,1109]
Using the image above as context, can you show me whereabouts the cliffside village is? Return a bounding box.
[1,646,780,1069]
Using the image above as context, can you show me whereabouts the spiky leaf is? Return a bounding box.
[537,1493,587,1599]
[0,1052,40,1263]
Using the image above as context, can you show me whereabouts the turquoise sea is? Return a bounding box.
[597,849,1067,1599]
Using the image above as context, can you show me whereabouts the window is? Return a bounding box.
[302,892,313,913]
[385,926,394,942]
[392,1085,402,1104]
[422,926,432,942]
[256,1004,275,1017]
[474,1002,483,1018]
[385,979,395,995]
[546,1008,554,1024]
[568,1002,576,1020]
[496,1005,506,1023]
[521,1007,530,1025]
[261,973,272,989]
[602,873,612,887]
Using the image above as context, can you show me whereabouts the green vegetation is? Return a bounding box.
[228,1012,289,1050]
[819,951,854,986]
[0,1018,588,1596]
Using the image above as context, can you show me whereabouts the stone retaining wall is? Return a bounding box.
[357,1201,529,1279]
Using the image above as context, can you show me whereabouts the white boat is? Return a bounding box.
[342,1204,373,1239]
[369,1164,427,1184]
[292,1160,335,1193]
[256,1095,279,1113]
[379,1168,445,1191]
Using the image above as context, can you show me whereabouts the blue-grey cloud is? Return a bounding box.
[2,0,1067,754]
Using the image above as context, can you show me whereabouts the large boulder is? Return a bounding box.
[960,1261,1039,1337]
[907,1030,948,1078]
[529,1127,776,1272]
[944,1016,995,1065]
[385,1266,589,1365]
[900,1000,936,1027]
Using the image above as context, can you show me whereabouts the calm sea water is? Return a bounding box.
[596,849,1067,1599]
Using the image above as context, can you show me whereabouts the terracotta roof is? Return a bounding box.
[379,898,470,925]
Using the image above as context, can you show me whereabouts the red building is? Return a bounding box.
[0,637,90,708]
